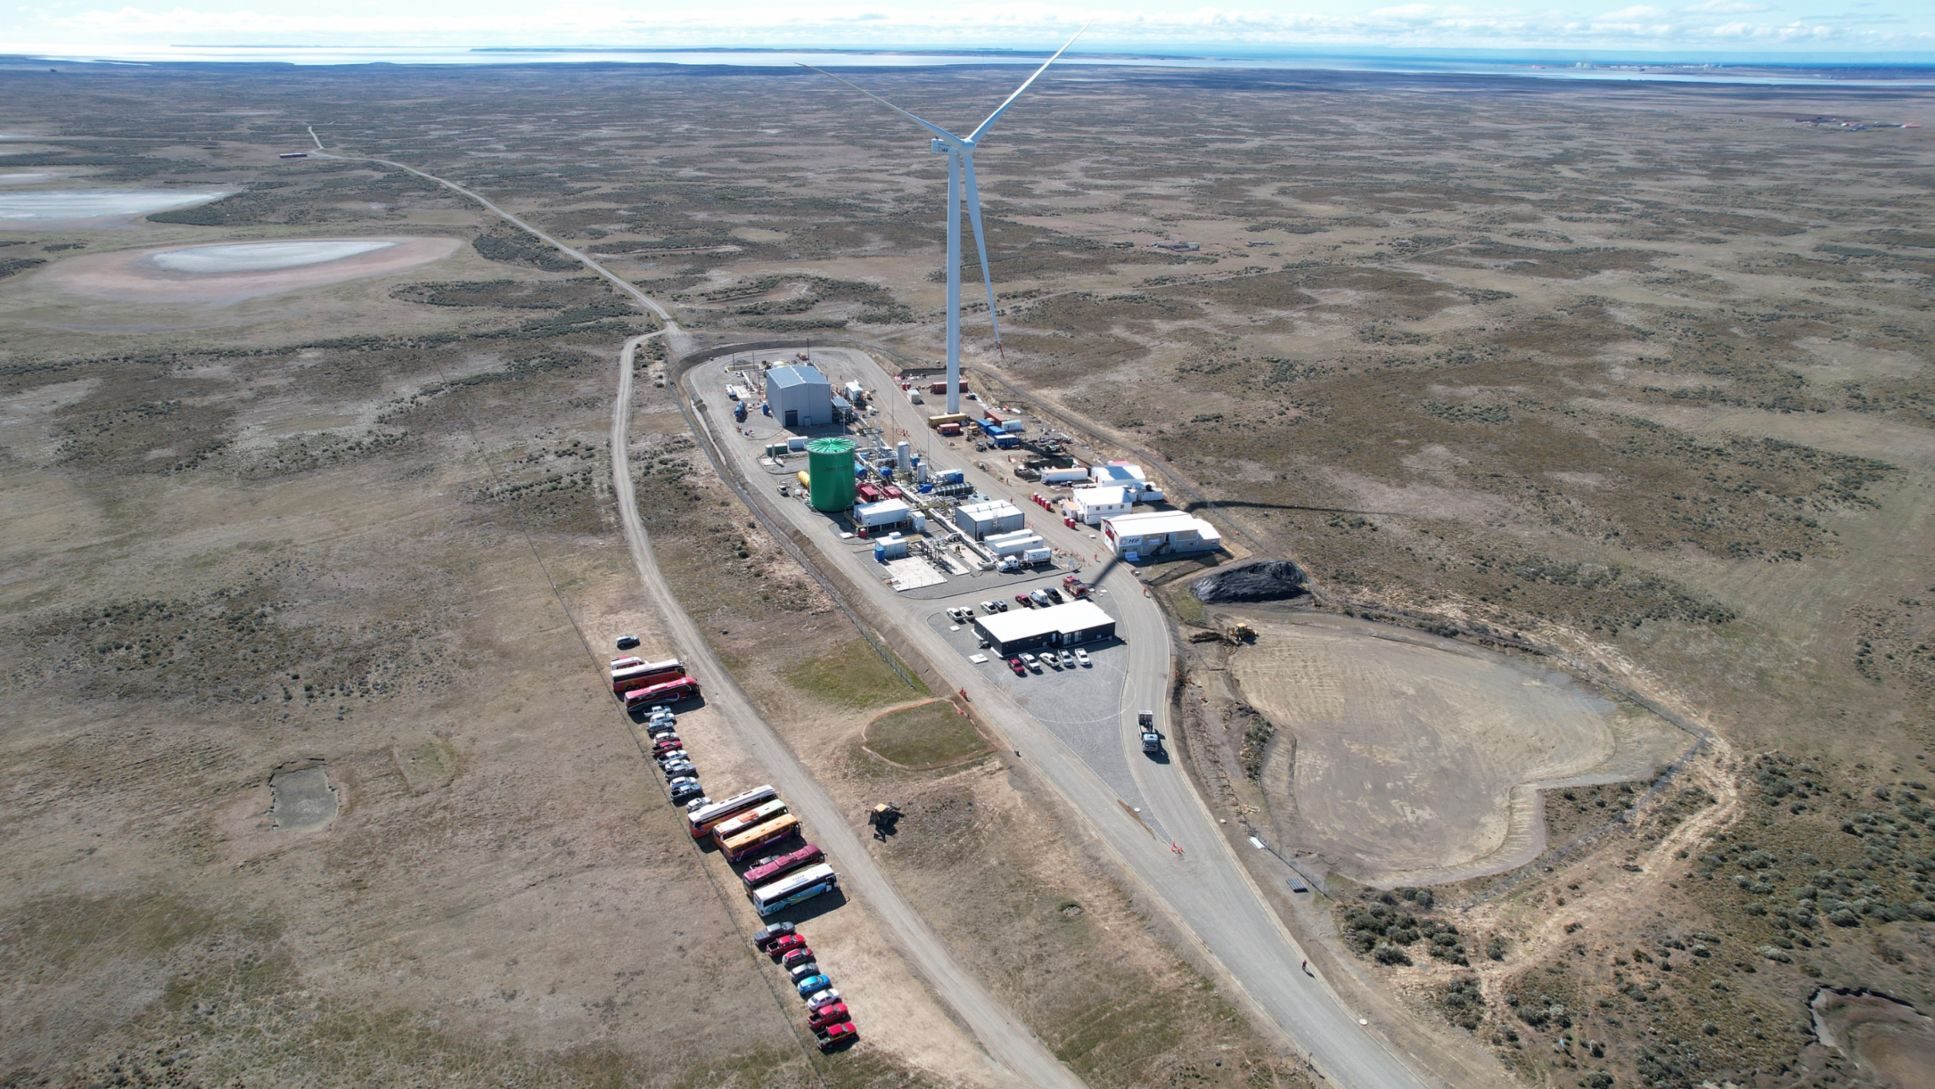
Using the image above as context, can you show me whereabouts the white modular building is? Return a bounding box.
[1069,484,1132,525]
[765,364,833,429]
[954,498,1025,540]
[982,529,1046,557]
[854,498,913,530]
[1091,462,1164,503]
[1101,511,1223,562]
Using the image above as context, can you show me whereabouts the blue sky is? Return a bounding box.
[7,1,1933,58]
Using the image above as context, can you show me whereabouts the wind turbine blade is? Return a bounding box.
[797,63,965,145]
[960,153,1001,351]
[966,22,1090,145]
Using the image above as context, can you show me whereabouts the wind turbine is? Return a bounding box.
[803,27,1086,416]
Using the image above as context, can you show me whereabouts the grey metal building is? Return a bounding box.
[765,364,833,428]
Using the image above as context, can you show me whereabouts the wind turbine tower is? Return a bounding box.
[804,27,1086,416]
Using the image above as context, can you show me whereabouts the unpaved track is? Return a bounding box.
[315,138,1086,1089]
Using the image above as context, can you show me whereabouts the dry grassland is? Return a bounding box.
[4,58,1933,1089]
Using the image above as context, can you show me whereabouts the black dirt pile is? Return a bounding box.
[1191,560,1308,603]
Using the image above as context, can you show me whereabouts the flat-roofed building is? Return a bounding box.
[1069,484,1132,525]
[954,498,1025,540]
[1101,511,1222,562]
[972,599,1116,655]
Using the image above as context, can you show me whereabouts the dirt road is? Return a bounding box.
[610,334,1084,1089]
[312,135,1089,1089]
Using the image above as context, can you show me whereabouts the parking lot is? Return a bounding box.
[925,589,1147,809]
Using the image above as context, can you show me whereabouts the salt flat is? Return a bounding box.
[149,239,397,273]
[0,188,228,223]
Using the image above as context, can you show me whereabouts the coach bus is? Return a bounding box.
[685,785,777,839]
[748,863,839,918]
[741,843,824,888]
[707,800,789,847]
[721,814,801,863]
[621,674,700,710]
[611,660,683,693]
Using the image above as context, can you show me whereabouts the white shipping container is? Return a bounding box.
[1022,547,1054,565]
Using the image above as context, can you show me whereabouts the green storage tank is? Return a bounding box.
[806,438,857,513]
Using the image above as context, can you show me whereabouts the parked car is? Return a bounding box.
[1074,649,1091,667]
[780,947,817,970]
[1014,594,1033,607]
[795,974,833,998]
[1046,588,1065,604]
[1042,653,1062,670]
[616,634,640,650]
[661,760,696,779]
[654,748,688,765]
[1060,650,1078,668]
[768,934,808,959]
[666,775,699,790]
[805,988,843,1011]
[1029,590,1052,607]
[818,1022,860,1051]
[808,1001,850,1028]
[670,784,705,805]
[994,599,1009,611]
[1020,653,1040,673]
[787,962,822,983]
[652,736,683,754]
[1008,657,1027,677]
[752,922,796,949]
[980,600,997,614]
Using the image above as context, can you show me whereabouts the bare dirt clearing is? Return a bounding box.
[1226,611,1688,886]
[36,235,462,303]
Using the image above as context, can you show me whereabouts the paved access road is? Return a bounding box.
[686,350,1440,1089]
[314,140,1090,1089]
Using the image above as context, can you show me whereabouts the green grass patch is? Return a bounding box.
[780,637,927,710]
[862,700,990,769]
[1166,582,1209,628]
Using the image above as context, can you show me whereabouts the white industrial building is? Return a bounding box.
[1091,462,1164,503]
[854,498,913,531]
[1068,484,1132,525]
[765,364,833,428]
[954,498,1025,540]
[982,529,1046,557]
[972,600,1117,655]
[1102,511,1222,562]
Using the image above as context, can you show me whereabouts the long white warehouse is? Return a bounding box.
[1101,511,1222,561]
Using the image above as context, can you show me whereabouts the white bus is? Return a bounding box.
[749,863,839,918]
[686,785,777,840]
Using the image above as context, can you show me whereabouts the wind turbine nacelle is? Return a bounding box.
[931,137,949,154]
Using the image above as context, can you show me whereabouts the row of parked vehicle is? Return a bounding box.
[754,922,860,1051]
[619,638,860,1056]
[1007,647,1090,676]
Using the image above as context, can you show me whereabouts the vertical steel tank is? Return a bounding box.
[806,438,857,512]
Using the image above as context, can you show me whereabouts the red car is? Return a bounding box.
[1014,593,1033,608]
[817,1021,859,1051]
[808,1001,850,1029]
[651,736,683,754]
[780,947,817,970]
[1008,657,1027,677]
[767,933,808,959]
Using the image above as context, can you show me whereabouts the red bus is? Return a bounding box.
[741,843,824,888]
[622,674,700,709]
[615,665,692,688]
[612,662,684,694]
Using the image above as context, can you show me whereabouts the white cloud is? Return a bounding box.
[1684,0,1770,13]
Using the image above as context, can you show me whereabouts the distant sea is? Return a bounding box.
[18,45,1935,87]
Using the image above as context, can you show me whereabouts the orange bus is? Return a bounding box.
[708,800,789,848]
[721,814,802,863]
